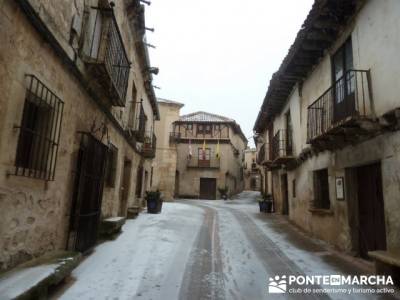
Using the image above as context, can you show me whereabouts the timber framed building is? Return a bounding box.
[171,111,247,199]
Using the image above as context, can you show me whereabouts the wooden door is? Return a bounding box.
[357,163,386,259]
[281,174,289,215]
[69,133,107,253]
[332,38,355,122]
[199,178,217,200]
[119,159,131,216]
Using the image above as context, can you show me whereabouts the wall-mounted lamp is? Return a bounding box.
[140,0,151,5]
[153,85,161,90]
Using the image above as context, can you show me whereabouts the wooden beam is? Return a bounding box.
[313,17,340,29]
[302,40,330,51]
[307,30,335,42]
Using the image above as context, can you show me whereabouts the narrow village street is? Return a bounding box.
[51,192,397,300]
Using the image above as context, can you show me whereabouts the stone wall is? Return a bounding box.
[0,0,157,271]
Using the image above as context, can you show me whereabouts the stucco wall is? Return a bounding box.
[257,0,400,252]
[153,102,182,201]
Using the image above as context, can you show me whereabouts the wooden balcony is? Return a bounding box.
[187,158,220,169]
[84,7,130,107]
[271,130,295,166]
[307,70,377,149]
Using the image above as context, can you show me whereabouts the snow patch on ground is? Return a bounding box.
[58,203,204,300]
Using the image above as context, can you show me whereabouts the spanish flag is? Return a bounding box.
[202,140,206,160]
[216,140,220,159]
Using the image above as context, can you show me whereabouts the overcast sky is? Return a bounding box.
[146,0,314,146]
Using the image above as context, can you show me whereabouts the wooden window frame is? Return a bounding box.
[313,169,330,210]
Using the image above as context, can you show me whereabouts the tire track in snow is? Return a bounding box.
[178,204,225,300]
[225,207,330,300]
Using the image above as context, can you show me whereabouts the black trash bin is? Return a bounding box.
[265,195,273,213]
[259,201,267,213]
[146,191,162,214]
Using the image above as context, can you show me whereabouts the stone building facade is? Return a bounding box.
[171,111,247,199]
[152,98,184,201]
[254,0,400,263]
[0,0,159,271]
[243,149,261,191]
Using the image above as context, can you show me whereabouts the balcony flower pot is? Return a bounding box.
[145,191,162,214]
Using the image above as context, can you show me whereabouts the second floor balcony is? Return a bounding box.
[256,143,272,166]
[187,157,220,169]
[141,132,156,159]
[271,130,295,165]
[84,7,130,107]
[307,70,374,146]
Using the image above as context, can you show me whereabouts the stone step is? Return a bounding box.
[99,217,126,238]
[0,251,81,300]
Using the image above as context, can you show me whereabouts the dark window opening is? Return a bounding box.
[313,169,330,209]
[15,75,64,181]
[105,144,118,187]
[136,166,144,198]
[197,124,211,135]
[292,179,296,198]
[285,111,293,155]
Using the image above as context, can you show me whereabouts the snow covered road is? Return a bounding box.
[54,191,399,300]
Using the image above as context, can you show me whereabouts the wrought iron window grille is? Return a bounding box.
[14,75,64,181]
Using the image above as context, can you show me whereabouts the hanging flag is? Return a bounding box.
[188,139,193,159]
[216,140,220,159]
[202,139,206,160]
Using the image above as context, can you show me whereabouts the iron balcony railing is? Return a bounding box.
[142,132,156,158]
[307,69,373,142]
[256,143,266,165]
[271,130,293,161]
[187,157,220,169]
[127,102,147,142]
[85,7,130,107]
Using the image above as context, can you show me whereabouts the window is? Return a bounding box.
[127,83,137,129]
[292,179,296,198]
[105,144,118,187]
[205,125,212,134]
[313,169,330,209]
[198,148,211,161]
[332,38,354,121]
[285,111,293,155]
[15,75,64,181]
[198,148,211,167]
[186,124,193,130]
[197,124,211,135]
